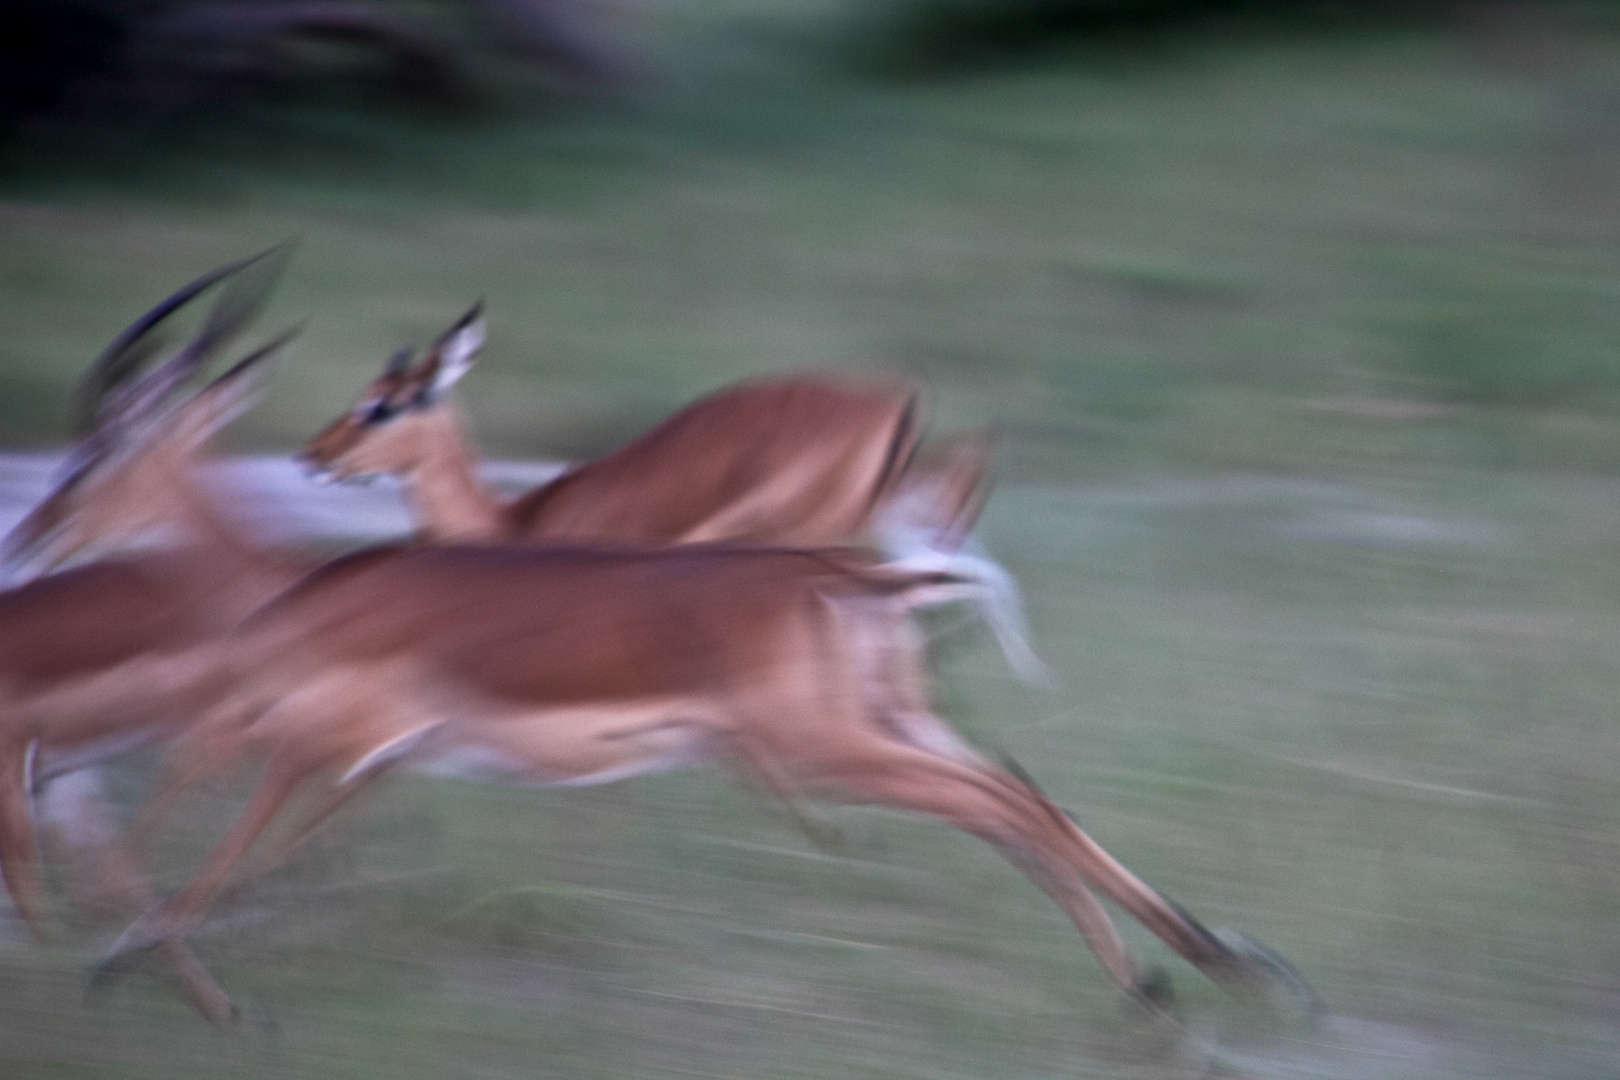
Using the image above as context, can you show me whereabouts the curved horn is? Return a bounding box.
[183,240,296,375]
[73,242,296,434]
[73,258,247,433]
[212,322,304,388]
[147,323,306,452]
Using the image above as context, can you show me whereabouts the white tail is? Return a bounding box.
[874,430,1049,684]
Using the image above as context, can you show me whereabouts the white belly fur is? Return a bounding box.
[393,697,724,788]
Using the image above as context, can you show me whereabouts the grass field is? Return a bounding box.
[3,4,1620,1077]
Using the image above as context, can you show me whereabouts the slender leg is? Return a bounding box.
[100,755,307,966]
[82,839,239,1025]
[725,733,844,852]
[122,700,263,857]
[0,740,49,937]
[237,770,383,882]
[152,940,239,1026]
[992,838,1141,993]
[810,732,1254,994]
[34,768,239,1025]
[99,745,398,978]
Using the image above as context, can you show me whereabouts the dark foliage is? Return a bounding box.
[0,0,136,120]
[0,0,634,136]
[865,0,1465,74]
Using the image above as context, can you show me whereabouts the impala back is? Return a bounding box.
[507,376,921,547]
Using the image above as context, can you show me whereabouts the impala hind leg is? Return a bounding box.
[815,741,1145,995]
[814,736,1257,1000]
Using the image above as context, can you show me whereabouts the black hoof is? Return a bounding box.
[243,1002,280,1039]
[1212,928,1326,1018]
[1129,965,1176,1012]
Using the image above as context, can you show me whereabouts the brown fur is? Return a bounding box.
[304,368,925,547]
[103,543,1262,1008]
[5,285,981,1026]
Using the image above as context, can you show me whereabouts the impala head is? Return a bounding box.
[300,304,486,483]
[3,249,296,573]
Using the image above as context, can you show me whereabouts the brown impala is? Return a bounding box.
[300,310,1046,681]
[0,248,304,1024]
[83,540,1306,1021]
[302,309,921,547]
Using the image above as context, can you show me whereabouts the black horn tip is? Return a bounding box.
[437,301,485,343]
[427,302,488,361]
[209,322,305,389]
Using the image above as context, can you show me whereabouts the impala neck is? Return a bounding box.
[399,408,507,543]
[180,463,301,599]
[153,453,302,619]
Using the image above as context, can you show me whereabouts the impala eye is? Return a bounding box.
[359,397,396,425]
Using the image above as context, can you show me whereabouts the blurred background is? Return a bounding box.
[3,1,1620,1077]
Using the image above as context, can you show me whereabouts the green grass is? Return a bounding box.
[4,4,1620,1078]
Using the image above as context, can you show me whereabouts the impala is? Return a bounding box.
[301,307,1045,679]
[84,538,1301,1023]
[302,310,921,547]
[0,249,303,1024]
[18,263,1305,1030]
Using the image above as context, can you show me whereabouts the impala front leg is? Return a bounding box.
[94,740,399,991]
[0,739,49,937]
[35,769,241,1025]
[725,732,845,853]
[94,755,307,981]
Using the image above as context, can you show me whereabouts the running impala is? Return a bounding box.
[0,248,303,1024]
[302,309,921,547]
[301,307,1045,679]
[83,536,1304,1023]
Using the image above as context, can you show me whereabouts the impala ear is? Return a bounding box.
[423,303,486,401]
